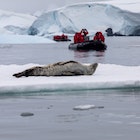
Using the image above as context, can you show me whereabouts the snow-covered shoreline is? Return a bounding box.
[0,34,55,44]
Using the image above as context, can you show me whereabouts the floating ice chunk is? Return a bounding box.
[73,104,96,110]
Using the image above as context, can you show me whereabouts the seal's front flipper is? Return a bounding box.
[13,72,24,78]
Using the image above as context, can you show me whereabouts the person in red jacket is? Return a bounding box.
[74,32,84,43]
[81,29,89,41]
[81,29,89,36]
[93,32,105,42]
[74,29,89,43]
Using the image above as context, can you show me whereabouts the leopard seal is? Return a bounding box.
[13,61,98,78]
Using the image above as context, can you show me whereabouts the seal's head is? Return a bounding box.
[88,63,98,75]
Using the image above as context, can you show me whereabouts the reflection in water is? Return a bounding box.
[94,51,105,57]
[74,50,90,58]
[74,50,106,63]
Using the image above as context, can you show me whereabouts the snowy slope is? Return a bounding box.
[29,3,140,36]
[0,10,55,43]
[0,9,36,34]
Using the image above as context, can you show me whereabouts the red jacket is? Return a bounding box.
[74,32,84,43]
[93,32,105,42]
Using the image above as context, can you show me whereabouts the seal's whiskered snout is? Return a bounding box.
[93,63,98,70]
[87,63,98,75]
[13,61,98,78]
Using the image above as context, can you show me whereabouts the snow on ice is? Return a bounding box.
[0,9,36,35]
[0,63,140,94]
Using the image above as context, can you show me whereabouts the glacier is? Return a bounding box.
[28,3,140,37]
[0,1,140,44]
[0,2,140,38]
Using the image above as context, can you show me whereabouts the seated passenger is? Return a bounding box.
[81,29,89,41]
[81,29,89,36]
[74,32,84,43]
[93,32,105,42]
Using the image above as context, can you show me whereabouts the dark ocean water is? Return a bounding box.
[0,36,140,66]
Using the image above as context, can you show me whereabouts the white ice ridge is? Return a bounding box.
[73,105,96,110]
[0,63,140,93]
[30,2,140,36]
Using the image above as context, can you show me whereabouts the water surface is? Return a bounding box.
[0,37,140,66]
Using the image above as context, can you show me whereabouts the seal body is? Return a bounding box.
[13,61,98,78]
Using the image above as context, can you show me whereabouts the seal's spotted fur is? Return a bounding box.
[13,61,98,78]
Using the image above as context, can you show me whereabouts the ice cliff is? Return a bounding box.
[0,3,140,36]
[28,3,140,36]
